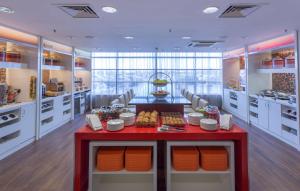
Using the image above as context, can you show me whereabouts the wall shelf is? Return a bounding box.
[257,68,296,74]
[0,62,28,69]
[171,168,231,175]
[75,67,88,71]
[93,169,154,175]
[42,65,65,70]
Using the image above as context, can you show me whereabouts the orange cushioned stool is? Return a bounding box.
[172,147,199,171]
[198,146,228,171]
[125,146,152,171]
[96,147,125,171]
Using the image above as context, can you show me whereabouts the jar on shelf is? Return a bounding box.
[261,59,273,69]
[5,51,21,63]
[272,56,285,69]
[285,55,295,68]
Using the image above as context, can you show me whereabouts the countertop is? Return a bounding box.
[0,101,36,113]
[249,94,297,108]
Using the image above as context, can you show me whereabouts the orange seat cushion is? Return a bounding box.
[198,146,229,171]
[172,147,199,171]
[125,147,152,171]
[96,147,125,171]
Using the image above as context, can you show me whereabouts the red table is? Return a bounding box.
[74,124,248,191]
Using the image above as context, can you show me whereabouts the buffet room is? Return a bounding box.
[0,1,300,191]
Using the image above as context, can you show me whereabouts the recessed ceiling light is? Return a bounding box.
[203,6,219,14]
[124,36,134,40]
[102,6,117,14]
[0,6,14,14]
[182,36,191,40]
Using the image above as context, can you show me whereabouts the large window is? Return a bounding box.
[92,52,222,97]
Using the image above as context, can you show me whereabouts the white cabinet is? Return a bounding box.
[0,102,36,160]
[40,94,72,138]
[268,102,281,136]
[223,89,247,121]
[258,98,269,130]
[238,93,247,120]
[20,102,36,141]
[223,89,231,112]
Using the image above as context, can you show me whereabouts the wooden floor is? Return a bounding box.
[1,115,300,191]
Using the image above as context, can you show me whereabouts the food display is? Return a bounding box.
[92,106,124,121]
[161,112,185,127]
[152,90,169,99]
[153,79,168,87]
[204,105,220,123]
[136,110,158,127]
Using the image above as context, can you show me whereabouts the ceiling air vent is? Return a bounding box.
[57,4,99,18]
[219,4,260,18]
[188,41,222,48]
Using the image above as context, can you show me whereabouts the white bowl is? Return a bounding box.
[188,112,204,126]
[200,118,218,131]
[107,119,125,131]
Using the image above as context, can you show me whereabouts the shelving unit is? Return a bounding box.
[222,48,248,122]
[246,33,300,149]
[89,141,157,191]
[0,26,38,160]
[38,39,73,138]
[166,141,235,191]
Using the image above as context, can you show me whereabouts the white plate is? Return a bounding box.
[200,118,218,131]
[107,119,125,131]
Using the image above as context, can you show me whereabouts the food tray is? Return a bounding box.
[161,112,186,127]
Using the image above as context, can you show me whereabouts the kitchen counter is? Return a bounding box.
[74,123,248,191]
[249,94,297,108]
[0,101,36,113]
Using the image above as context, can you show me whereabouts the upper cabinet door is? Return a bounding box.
[268,102,282,136]
[258,98,269,129]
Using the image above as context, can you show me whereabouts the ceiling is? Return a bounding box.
[0,0,299,52]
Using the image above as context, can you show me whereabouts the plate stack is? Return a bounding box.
[187,113,204,126]
[119,113,136,126]
[107,119,125,131]
[200,118,218,131]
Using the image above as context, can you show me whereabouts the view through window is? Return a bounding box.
[92,52,222,97]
